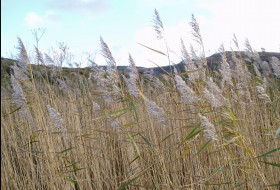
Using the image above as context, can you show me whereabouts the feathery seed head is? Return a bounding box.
[11,74,26,107]
[100,37,116,67]
[106,113,121,129]
[174,73,199,104]
[144,96,168,127]
[153,9,164,39]
[122,74,140,98]
[198,113,218,141]
[203,88,224,108]
[47,105,67,134]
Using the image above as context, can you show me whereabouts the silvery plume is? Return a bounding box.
[256,86,270,103]
[11,74,26,107]
[270,57,280,79]
[218,44,233,88]
[203,88,224,108]
[122,75,140,98]
[198,113,218,141]
[143,70,165,91]
[204,77,227,107]
[153,9,164,40]
[47,105,67,137]
[56,78,68,93]
[106,113,121,129]
[181,39,199,83]
[231,50,251,87]
[92,101,101,114]
[10,64,29,83]
[144,96,168,127]
[100,37,116,68]
[16,37,29,74]
[128,54,139,81]
[174,69,199,104]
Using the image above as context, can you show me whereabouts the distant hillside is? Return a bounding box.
[1,51,280,88]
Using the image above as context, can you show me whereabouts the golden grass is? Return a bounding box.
[1,65,279,189]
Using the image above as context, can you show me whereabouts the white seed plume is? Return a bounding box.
[256,86,270,102]
[56,78,68,93]
[11,74,26,107]
[144,97,168,127]
[181,39,199,83]
[220,60,233,88]
[128,54,139,81]
[100,37,116,67]
[92,101,101,112]
[143,70,165,91]
[10,73,35,126]
[198,113,218,141]
[47,105,67,135]
[174,71,199,104]
[16,37,29,74]
[218,45,233,88]
[270,57,280,78]
[11,64,29,82]
[231,51,251,86]
[203,88,223,108]
[205,77,227,107]
[122,75,140,98]
[106,113,121,129]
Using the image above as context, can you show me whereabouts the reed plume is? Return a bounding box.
[174,69,200,104]
[198,113,218,141]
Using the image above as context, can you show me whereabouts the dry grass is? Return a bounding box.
[1,14,280,190]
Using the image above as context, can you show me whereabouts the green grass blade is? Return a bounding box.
[59,147,75,154]
[138,43,167,56]
[261,161,280,167]
[182,125,202,143]
[118,173,143,190]
[257,147,280,158]
[196,140,212,156]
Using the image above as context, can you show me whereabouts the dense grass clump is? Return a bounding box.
[1,12,280,190]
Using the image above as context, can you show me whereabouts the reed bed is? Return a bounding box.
[1,12,280,190]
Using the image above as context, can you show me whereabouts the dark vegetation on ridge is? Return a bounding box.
[1,51,280,88]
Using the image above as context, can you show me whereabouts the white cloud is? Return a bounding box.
[25,11,60,28]
[46,0,110,17]
[197,0,280,52]
[25,12,43,27]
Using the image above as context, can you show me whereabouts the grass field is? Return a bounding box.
[1,13,280,190]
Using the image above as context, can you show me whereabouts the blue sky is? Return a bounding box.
[2,0,280,67]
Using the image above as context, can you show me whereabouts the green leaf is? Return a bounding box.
[159,133,173,144]
[182,125,202,143]
[261,161,280,167]
[138,43,167,56]
[66,167,85,173]
[196,140,212,156]
[65,176,78,185]
[138,133,152,148]
[268,183,280,187]
[118,173,143,190]
[59,147,75,154]
[257,147,280,158]
[180,148,190,157]
[3,106,22,117]
[147,60,172,77]
[64,162,79,168]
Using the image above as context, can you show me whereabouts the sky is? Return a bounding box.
[1,0,280,68]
